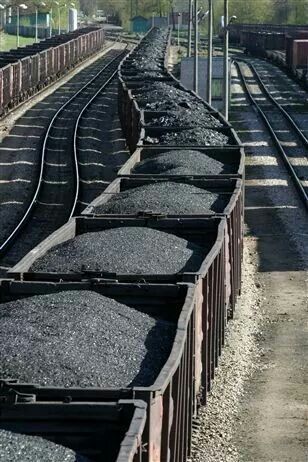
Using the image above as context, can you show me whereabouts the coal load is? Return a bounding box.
[0,291,175,388]
[146,109,223,129]
[148,128,230,146]
[95,182,227,215]
[127,30,168,72]
[0,429,78,462]
[123,70,166,80]
[133,150,233,175]
[129,57,163,72]
[135,82,223,119]
[134,81,196,108]
[31,227,206,274]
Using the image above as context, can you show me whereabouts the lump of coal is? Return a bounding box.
[133,150,233,175]
[0,429,78,462]
[31,227,206,275]
[95,182,228,215]
[0,290,175,388]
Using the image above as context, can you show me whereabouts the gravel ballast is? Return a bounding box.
[94,182,228,215]
[133,150,233,175]
[0,290,175,388]
[0,429,78,462]
[190,244,263,462]
[31,227,207,274]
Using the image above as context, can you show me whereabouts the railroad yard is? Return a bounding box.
[0,19,307,462]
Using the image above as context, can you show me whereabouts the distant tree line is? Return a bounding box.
[80,0,97,17]
[98,0,308,29]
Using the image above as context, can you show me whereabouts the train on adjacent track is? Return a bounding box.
[0,26,105,117]
[227,23,308,85]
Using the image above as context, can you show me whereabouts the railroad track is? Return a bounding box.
[248,58,308,111]
[74,69,129,214]
[235,59,308,209]
[0,47,128,271]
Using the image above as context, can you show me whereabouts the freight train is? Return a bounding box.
[0,26,105,117]
[0,28,244,461]
[227,23,308,84]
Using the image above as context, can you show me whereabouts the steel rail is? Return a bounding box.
[247,60,308,146]
[72,47,128,215]
[0,48,127,256]
[235,60,308,210]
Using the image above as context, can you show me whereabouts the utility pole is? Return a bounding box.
[223,0,229,120]
[206,0,213,105]
[16,5,20,47]
[193,0,198,93]
[187,0,192,57]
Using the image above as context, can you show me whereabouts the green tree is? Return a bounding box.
[80,0,97,17]
[98,0,308,30]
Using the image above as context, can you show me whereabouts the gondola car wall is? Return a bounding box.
[227,23,308,45]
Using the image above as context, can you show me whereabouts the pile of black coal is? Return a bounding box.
[0,290,176,388]
[133,150,233,175]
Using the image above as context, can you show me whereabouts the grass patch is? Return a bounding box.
[0,33,38,51]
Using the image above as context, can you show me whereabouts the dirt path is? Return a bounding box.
[191,61,308,462]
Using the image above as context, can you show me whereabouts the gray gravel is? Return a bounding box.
[95,182,228,215]
[0,429,77,462]
[31,227,207,274]
[147,128,230,146]
[189,245,263,462]
[0,290,175,388]
[133,150,233,175]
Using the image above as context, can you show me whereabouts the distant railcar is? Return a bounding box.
[0,27,105,117]
[226,23,308,85]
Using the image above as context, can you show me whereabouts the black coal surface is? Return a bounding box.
[137,85,223,115]
[129,57,163,72]
[129,28,168,65]
[0,429,78,462]
[146,108,223,129]
[0,291,175,388]
[95,182,227,215]
[123,71,166,80]
[135,81,197,108]
[147,128,230,146]
[133,150,233,175]
[31,227,206,274]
